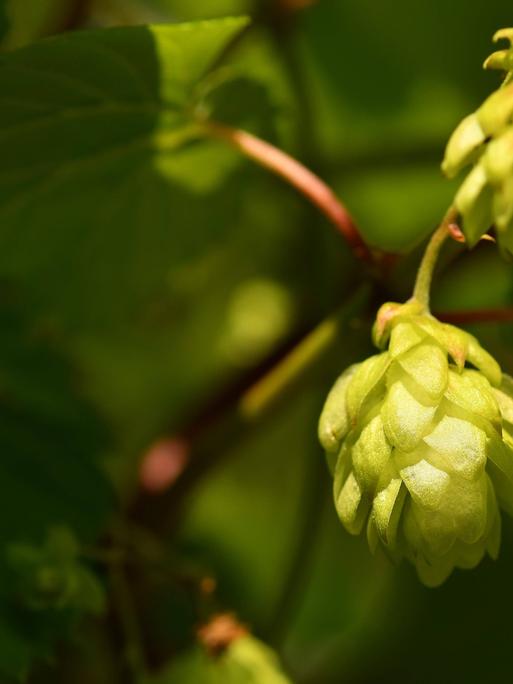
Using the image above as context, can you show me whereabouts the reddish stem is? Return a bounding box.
[436,307,513,324]
[205,121,373,263]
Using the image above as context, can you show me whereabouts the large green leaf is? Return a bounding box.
[0,18,248,326]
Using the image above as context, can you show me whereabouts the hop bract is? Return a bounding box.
[319,300,513,586]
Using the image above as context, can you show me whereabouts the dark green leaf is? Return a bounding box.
[0,18,250,328]
[0,291,112,678]
[7,527,105,615]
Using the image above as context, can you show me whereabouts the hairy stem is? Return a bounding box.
[412,205,459,309]
[203,120,373,263]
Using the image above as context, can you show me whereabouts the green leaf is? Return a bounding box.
[0,18,249,324]
[0,301,112,540]
[7,527,105,615]
[0,293,112,678]
[0,15,311,497]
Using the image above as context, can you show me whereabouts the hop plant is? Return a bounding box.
[319,298,513,586]
[442,28,513,252]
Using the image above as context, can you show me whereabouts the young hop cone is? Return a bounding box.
[442,28,513,253]
[319,300,513,586]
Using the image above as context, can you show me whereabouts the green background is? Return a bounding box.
[1,0,513,682]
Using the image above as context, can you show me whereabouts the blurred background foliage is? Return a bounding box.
[1,0,513,682]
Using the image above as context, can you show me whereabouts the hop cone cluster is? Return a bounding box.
[319,300,513,586]
[442,28,513,252]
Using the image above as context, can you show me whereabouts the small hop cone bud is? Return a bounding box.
[442,28,513,253]
[319,301,513,586]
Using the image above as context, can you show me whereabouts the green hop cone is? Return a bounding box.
[442,28,513,253]
[319,300,513,586]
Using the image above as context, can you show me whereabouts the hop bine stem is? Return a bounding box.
[412,205,459,310]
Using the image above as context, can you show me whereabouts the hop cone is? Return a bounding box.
[442,28,513,252]
[319,300,513,586]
